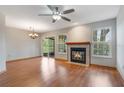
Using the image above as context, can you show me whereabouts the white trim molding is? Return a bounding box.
[0,69,6,75]
[117,65,124,80]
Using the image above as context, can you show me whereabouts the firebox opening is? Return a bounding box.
[71,48,86,64]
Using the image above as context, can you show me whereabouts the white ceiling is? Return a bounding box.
[0,5,120,33]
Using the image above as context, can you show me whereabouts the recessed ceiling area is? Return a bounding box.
[0,5,120,33]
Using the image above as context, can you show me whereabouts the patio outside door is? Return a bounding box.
[43,37,55,57]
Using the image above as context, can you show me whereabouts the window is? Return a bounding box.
[92,27,112,58]
[58,35,67,54]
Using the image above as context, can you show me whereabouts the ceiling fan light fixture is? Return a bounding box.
[52,15,61,20]
[38,5,74,22]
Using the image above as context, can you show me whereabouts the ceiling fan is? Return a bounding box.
[38,5,75,23]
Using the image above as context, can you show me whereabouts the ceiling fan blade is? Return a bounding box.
[63,9,75,14]
[38,14,52,16]
[61,16,71,22]
[52,19,57,23]
[47,5,54,11]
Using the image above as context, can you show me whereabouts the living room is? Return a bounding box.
[0,4,124,87]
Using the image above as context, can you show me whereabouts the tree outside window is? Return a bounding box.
[92,27,112,57]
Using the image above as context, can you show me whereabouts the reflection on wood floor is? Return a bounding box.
[0,57,124,87]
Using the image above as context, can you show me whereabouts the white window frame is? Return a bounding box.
[92,27,112,58]
[57,34,67,54]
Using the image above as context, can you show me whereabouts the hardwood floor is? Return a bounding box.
[0,57,124,87]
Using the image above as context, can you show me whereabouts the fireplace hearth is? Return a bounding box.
[71,48,86,64]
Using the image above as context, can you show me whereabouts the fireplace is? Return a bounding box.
[66,42,90,66]
[71,48,86,64]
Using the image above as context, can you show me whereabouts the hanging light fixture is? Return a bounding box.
[28,26,39,39]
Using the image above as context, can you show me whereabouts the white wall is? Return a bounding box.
[117,6,124,79]
[6,27,41,61]
[68,25,91,42]
[41,18,116,67]
[0,13,6,73]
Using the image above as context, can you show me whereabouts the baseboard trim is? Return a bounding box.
[91,64,116,69]
[55,58,68,61]
[7,56,41,63]
[0,70,6,74]
[117,65,124,80]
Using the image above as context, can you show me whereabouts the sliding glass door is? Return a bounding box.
[43,37,55,57]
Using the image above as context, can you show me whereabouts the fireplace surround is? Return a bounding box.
[66,42,90,66]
